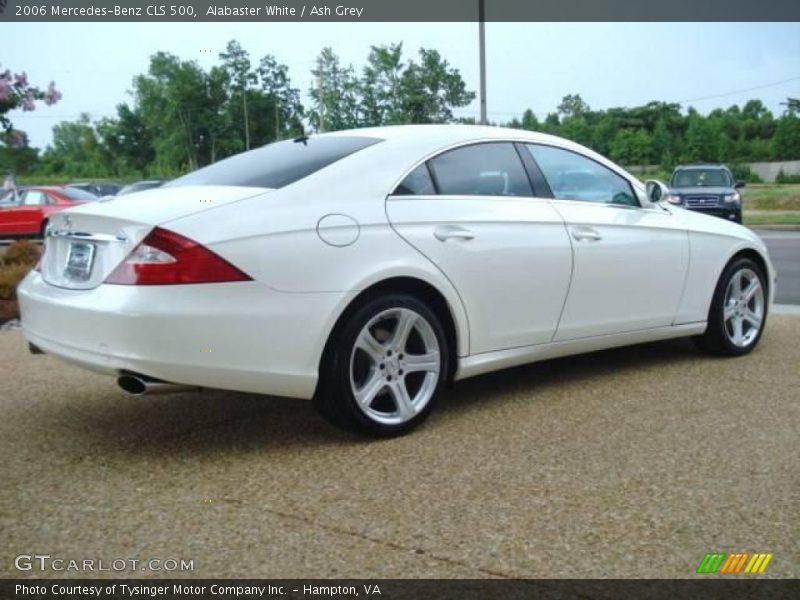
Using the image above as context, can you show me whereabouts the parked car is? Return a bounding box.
[667,164,744,223]
[69,182,122,197]
[0,186,99,239]
[117,179,168,196]
[19,126,774,436]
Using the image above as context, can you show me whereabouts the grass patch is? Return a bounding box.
[743,211,800,227]
[742,184,800,211]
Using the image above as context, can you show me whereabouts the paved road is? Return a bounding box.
[1,319,798,579]
[755,230,800,306]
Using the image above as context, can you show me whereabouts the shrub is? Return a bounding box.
[0,240,41,304]
[3,239,41,266]
[0,262,32,301]
[729,164,763,184]
[776,169,800,184]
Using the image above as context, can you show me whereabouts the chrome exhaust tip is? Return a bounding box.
[117,373,199,396]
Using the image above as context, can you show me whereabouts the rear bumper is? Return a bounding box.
[18,273,352,399]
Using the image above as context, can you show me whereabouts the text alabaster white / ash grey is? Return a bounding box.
[206,5,365,17]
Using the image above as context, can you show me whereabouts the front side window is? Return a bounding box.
[428,143,533,197]
[527,145,638,207]
[169,136,382,190]
[394,164,436,195]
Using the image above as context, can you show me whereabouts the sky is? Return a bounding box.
[2,22,799,149]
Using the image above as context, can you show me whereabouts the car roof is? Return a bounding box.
[326,124,567,146]
[674,164,730,170]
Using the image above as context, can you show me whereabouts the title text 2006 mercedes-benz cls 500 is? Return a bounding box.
[19,126,775,436]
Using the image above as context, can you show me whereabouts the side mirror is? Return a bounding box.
[735,180,746,189]
[645,179,671,204]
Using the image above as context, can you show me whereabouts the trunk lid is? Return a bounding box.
[41,185,268,290]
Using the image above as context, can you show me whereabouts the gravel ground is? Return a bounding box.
[1,319,798,579]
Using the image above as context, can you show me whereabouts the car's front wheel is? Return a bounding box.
[315,294,448,436]
[694,256,767,356]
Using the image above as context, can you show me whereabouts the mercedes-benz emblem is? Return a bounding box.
[64,215,72,232]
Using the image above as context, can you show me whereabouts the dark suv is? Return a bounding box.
[667,164,744,223]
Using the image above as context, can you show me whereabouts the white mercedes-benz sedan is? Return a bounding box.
[19,125,775,436]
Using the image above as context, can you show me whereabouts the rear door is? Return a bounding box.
[524,143,689,341]
[386,142,573,355]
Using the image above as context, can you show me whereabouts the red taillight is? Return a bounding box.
[105,227,251,285]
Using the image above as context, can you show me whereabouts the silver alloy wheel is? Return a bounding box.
[723,267,764,348]
[349,307,441,426]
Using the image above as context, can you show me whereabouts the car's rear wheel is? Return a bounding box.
[315,294,448,436]
[694,257,767,356]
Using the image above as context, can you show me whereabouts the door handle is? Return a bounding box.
[434,225,475,242]
[570,226,602,242]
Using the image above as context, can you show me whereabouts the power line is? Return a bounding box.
[674,75,800,105]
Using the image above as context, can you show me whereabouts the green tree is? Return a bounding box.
[95,104,154,176]
[772,112,800,160]
[360,43,405,126]
[308,47,361,132]
[133,52,219,171]
[557,93,590,119]
[220,40,258,150]
[40,114,105,177]
[399,48,475,124]
[257,54,304,139]
[521,109,539,131]
[610,128,651,165]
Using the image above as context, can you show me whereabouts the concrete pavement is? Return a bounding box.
[1,318,798,579]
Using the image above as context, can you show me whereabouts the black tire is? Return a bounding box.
[39,219,49,240]
[693,256,768,356]
[314,293,449,437]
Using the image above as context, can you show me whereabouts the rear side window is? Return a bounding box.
[169,136,382,189]
[527,144,637,207]
[429,143,533,197]
[394,164,436,195]
[22,191,46,206]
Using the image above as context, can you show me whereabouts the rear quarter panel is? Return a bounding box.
[164,145,472,357]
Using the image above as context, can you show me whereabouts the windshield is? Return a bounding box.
[168,136,382,189]
[59,187,99,202]
[670,168,732,188]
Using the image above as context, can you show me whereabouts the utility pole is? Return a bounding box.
[478,0,487,125]
[243,91,250,150]
[275,99,280,140]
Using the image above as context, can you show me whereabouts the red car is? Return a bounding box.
[0,186,98,239]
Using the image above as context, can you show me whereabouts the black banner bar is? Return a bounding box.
[2,579,800,600]
[2,0,800,23]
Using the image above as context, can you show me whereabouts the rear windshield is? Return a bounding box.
[118,181,163,196]
[169,136,382,189]
[670,168,732,188]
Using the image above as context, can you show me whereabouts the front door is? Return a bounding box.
[524,143,689,341]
